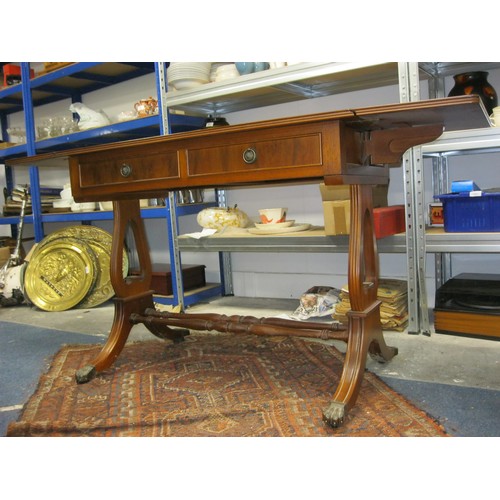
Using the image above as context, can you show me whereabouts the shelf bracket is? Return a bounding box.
[365,125,444,165]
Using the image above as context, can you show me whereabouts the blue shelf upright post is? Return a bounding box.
[155,62,185,310]
[20,63,44,242]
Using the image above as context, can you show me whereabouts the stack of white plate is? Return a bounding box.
[167,62,212,90]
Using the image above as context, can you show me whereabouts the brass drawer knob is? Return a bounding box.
[242,148,257,164]
[120,163,132,177]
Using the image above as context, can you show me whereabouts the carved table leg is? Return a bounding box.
[323,185,397,427]
[76,291,155,383]
[76,199,162,383]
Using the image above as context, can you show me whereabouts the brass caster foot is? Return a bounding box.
[172,328,190,343]
[75,365,97,384]
[322,401,346,428]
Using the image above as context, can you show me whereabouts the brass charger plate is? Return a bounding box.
[32,226,129,308]
[24,238,98,312]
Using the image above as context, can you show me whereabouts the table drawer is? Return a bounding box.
[186,132,323,178]
[77,148,180,189]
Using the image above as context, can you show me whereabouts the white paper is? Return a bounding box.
[183,228,218,239]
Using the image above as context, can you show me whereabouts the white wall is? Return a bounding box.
[3,65,500,306]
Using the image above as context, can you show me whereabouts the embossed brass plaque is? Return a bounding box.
[78,240,114,309]
[24,238,98,312]
[32,226,128,308]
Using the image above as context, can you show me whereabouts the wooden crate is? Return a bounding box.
[434,310,500,339]
[133,264,206,296]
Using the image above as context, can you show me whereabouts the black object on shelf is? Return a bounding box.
[434,273,500,339]
[205,115,229,127]
[448,71,498,115]
[435,272,500,313]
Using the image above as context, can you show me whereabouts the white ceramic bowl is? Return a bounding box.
[214,64,240,81]
[216,63,237,74]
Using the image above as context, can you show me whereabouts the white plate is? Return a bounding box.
[248,223,311,235]
[254,220,295,230]
[171,78,208,90]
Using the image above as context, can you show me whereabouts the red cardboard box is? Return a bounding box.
[373,205,406,238]
[323,202,406,238]
[3,64,35,86]
[321,183,390,236]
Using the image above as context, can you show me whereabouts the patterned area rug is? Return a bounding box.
[6,333,447,437]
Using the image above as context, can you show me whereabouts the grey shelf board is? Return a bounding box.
[178,229,407,254]
[0,62,156,115]
[178,226,500,255]
[425,228,500,253]
[422,127,500,156]
[0,207,171,227]
[165,62,399,115]
[165,61,500,116]
[418,62,500,79]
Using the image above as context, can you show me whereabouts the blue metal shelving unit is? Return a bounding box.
[0,61,222,308]
[153,62,222,308]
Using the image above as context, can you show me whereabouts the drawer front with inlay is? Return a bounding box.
[78,150,180,189]
[186,133,323,178]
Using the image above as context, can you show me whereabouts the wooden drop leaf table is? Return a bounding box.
[8,96,489,428]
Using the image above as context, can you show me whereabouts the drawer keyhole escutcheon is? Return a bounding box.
[120,163,132,177]
[243,148,257,164]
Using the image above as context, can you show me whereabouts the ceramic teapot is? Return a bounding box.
[134,97,158,117]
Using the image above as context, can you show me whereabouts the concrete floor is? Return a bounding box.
[2,295,499,392]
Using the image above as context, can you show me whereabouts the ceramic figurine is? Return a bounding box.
[69,102,111,130]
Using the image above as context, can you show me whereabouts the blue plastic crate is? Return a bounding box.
[438,192,500,232]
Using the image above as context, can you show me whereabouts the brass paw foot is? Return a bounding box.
[171,328,190,343]
[75,365,97,384]
[322,401,346,428]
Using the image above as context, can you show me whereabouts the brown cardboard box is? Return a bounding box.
[0,246,10,267]
[319,183,388,206]
[323,200,351,235]
[320,184,389,236]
